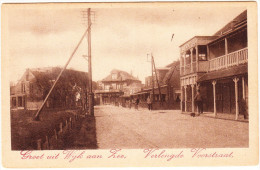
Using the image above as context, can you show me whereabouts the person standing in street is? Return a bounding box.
[135,98,140,110]
[194,90,203,116]
[147,96,152,111]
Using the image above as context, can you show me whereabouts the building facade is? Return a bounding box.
[10,67,89,110]
[94,69,143,105]
[180,10,248,120]
[132,60,181,110]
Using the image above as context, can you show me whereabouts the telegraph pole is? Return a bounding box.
[152,55,162,103]
[147,53,155,102]
[87,8,94,116]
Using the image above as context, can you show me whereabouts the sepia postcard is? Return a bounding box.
[1,1,259,168]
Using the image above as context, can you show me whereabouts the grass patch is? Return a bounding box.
[11,109,81,150]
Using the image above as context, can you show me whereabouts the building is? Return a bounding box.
[10,67,89,110]
[180,10,248,120]
[94,69,143,105]
[132,60,181,110]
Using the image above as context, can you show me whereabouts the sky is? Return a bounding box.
[5,3,247,84]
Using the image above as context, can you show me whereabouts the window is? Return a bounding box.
[112,73,117,80]
[26,74,29,81]
[105,85,110,90]
[12,97,16,107]
[112,83,116,89]
[21,83,25,93]
[29,83,34,94]
[18,97,23,107]
[199,54,207,61]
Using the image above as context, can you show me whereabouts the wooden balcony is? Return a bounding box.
[180,62,197,76]
[95,89,123,93]
[209,47,248,71]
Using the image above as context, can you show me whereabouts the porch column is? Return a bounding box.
[225,38,228,68]
[195,46,199,72]
[233,77,239,120]
[22,96,24,108]
[191,84,195,112]
[180,86,183,112]
[242,76,245,100]
[180,54,183,67]
[16,97,18,108]
[212,80,217,117]
[190,48,194,73]
[100,94,103,105]
[196,83,200,113]
[184,85,187,112]
[183,53,186,75]
[225,38,228,55]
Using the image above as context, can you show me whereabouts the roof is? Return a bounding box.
[179,36,218,47]
[179,10,247,48]
[213,10,247,36]
[198,64,247,82]
[156,67,171,71]
[163,60,180,84]
[102,69,140,82]
[165,60,180,68]
[29,67,88,88]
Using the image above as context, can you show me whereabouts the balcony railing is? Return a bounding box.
[95,89,122,93]
[209,47,248,71]
[180,62,196,76]
[185,64,191,74]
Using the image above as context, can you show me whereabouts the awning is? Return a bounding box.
[198,64,247,82]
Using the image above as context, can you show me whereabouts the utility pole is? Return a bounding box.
[87,8,94,116]
[152,55,162,103]
[33,25,91,121]
[147,54,155,102]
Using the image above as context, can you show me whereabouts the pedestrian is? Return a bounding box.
[194,90,203,116]
[239,98,248,119]
[147,96,152,111]
[135,98,140,110]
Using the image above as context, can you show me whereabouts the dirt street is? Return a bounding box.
[94,105,249,149]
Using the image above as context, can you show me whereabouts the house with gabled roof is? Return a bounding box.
[94,69,143,105]
[10,67,89,110]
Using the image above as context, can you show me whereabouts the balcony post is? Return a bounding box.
[180,54,183,69]
[190,48,194,73]
[242,76,245,100]
[180,85,183,112]
[233,77,239,120]
[225,38,228,68]
[212,80,217,117]
[225,38,228,55]
[183,53,186,75]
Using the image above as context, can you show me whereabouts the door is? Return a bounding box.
[222,84,231,113]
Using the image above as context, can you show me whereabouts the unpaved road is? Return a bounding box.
[94,105,249,149]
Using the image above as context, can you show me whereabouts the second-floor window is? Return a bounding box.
[112,73,117,80]
[26,74,29,81]
[21,83,25,93]
[199,54,207,61]
[29,83,34,94]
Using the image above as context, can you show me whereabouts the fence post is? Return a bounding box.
[36,139,42,150]
[59,122,63,133]
[45,136,49,149]
[54,129,57,140]
[69,117,72,129]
